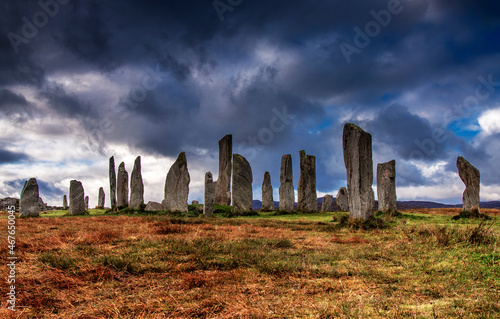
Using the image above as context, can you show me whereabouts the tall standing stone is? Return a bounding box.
[343,123,374,220]
[129,156,144,210]
[63,195,68,210]
[457,156,480,212]
[215,134,232,205]
[85,196,89,210]
[98,187,105,208]
[204,172,215,217]
[232,154,253,215]
[20,178,40,217]
[279,154,294,212]
[109,156,117,208]
[377,160,397,213]
[336,187,349,211]
[116,162,129,207]
[321,195,334,212]
[163,152,190,212]
[69,180,86,215]
[261,171,274,211]
[298,150,317,212]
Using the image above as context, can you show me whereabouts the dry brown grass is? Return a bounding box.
[0,209,498,318]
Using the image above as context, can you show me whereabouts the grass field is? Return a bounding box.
[1,207,499,318]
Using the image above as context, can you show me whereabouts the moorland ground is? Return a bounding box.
[1,207,499,318]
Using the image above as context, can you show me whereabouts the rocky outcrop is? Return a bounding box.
[343,123,374,220]
[145,201,164,212]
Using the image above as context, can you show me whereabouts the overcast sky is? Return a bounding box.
[1,0,500,206]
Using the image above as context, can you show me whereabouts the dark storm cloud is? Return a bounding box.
[5,178,63,198]
[0,89,32,116]
[0,149,29,164]
[1,0,499,200]
[38,84,94,118]
[367,104,450,161]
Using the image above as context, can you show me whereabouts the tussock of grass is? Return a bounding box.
[452,207,490,220]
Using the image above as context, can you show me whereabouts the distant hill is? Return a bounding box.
[252,199,500,210]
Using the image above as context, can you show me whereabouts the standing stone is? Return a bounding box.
[279,154,294,212]
[321,195,334,212]
[298,150,317,212]
[109,156,117,208]
[63,195,68,210]
[377,160,397,213]
[192,200,199,205]
[261,171,274,211]
[98,187,105,208]
[163,152,190,212]
[457,156,480,212]
[38,197,47,211]
[232,154,253,214]
[129,156,144,210]
[116,162,129,207]
[69,180,86,215]
[343,123,374,220]
[20,178,40,217]
[215,134,232,205]
[204,172,215,217]
[336,187,349,211]
[85,196,89,210]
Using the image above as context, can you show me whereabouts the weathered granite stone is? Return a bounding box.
[0,197,18,211]
[63,195,68,210]
[69,180,86,215]
[343,123,374,220]
[321,195,334,212]
[116,162,129,207]
[336,187,349,211]
[85,196,89,210]
[279,154,294,212]
[20,178,40,217]
[109,156,117,208]
[204,172,215,217]
[129,156,144,210]
[38,197,47,212]
[192,200,199,205]
[215,134,232,205]
[377,160,397,213]
[163,152,190,212]
[457,156,480,212]
[145,201,164,212]
[232,154,253,215]
[298,150,317,212]
[98,187,105,208]
[261,171,274,211]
